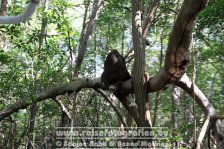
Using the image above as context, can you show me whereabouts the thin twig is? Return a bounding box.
[94,88,128,127]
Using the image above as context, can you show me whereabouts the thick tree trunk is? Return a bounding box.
[131,0,150,127]
[131,0,153,148]
[0,0,7,16]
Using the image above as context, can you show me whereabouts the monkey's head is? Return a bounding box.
[105,50,121,65]
[110,50,124,65]
[110,50,120,55]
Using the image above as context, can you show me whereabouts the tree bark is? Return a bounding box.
[0,0,7,16]
[74,0,103,76]
[0,0,40,24]
[70,0,103,127]
[142,0,159,39]
[174,73,224,148]
[131,0,150,127]
[26,103,37,149]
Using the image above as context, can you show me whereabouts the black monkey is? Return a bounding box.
[101,50,131,89]
[101,50,137,123]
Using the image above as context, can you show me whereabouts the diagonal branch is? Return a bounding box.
[0,0,40,24]
[196,115,211,149]
[173,73,224,147]
[53,97,72,120]
[74,0,104,76]
[0,77,101,120]
[142,0,160,38]
[165,0,207,78]
[173,73,215,115]
[148,0,208,91]
[95,89,128,127]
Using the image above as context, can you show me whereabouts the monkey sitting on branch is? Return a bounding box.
[101,50,139,122]
[101,50,132,91]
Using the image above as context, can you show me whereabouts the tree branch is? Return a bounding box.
[165,0,207,79]
[174,73,224,147]
[0,0,40,24]
[52,97,72,120]
[95,89,128,127]
[0,77,101,120]
[142,0,159,38]
[173,73,215,115]
[196,115,211,149]
[74,0,104,76]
